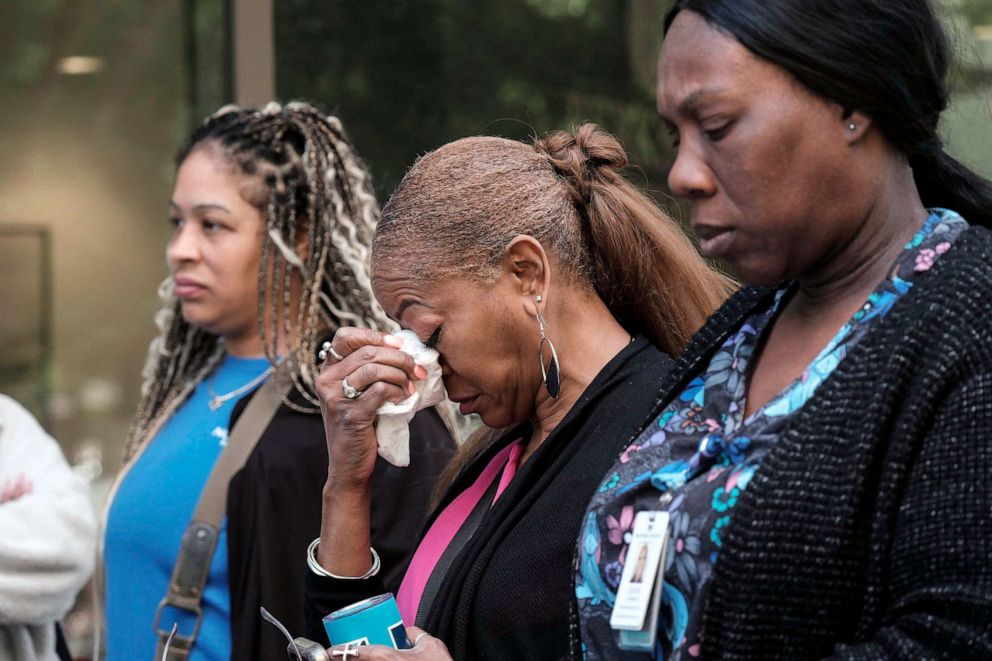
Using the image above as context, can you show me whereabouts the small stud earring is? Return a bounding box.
[535,295,543,303]
[848,123,857,131]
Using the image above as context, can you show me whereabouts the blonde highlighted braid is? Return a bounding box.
[124,102,394,460]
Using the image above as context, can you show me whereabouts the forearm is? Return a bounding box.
[317,480,375,576]
[307,482,384,645]
[308,328,426,641]
[0,396,96,623]
[0,488,95,623]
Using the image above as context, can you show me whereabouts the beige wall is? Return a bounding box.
[0,0,190,475]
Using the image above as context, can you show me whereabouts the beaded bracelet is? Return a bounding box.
[306,538,381,580]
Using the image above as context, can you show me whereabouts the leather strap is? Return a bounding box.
[154,366,291,661]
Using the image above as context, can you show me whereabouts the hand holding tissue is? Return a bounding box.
[375,330,446,466]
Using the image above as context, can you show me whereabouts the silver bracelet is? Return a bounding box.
[307,538,381,580]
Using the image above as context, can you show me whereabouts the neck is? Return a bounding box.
[223,333,266,358]
[790,168,928,321]
[225,282,307,357]
[523,293,631,462]
[222,296,299,358]
[223,325,295,358]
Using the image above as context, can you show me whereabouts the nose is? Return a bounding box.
[167,220,199,268]
[667,142,716,201]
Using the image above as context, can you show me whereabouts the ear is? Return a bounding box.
[500,235,551,317]
[840,107,872,144]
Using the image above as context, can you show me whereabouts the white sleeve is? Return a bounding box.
[0,395,97,625]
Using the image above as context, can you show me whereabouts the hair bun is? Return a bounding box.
[534,123,629,205]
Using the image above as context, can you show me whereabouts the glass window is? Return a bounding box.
[275,0,674,197]
[944,0,992,178]
[275,0,991,209]
[0,0,226,652]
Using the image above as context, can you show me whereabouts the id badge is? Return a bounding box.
[609,510,670,651]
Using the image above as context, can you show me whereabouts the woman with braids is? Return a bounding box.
[577,0,992,659]
[303,123,736,659]
[99,102,454,660]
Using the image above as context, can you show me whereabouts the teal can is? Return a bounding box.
[322,593,411,649]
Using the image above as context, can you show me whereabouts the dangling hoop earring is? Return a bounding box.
[535,295,560,398]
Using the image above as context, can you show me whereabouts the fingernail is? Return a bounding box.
[407,381,417,395]
[383,334,404,348]
[414,365,428,379]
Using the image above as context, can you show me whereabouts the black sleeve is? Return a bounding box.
[303,572,387,642]
[828,369,992,659]
[227,403,329,661]
[303,407,455,644]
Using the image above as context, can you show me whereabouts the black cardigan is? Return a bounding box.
[305,337,673,659]
[578,226,992,659]
[226,387,454,661]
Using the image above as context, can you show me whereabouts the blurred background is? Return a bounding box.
[1,0,990,655]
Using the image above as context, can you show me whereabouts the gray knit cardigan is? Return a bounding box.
[616,226,992,659]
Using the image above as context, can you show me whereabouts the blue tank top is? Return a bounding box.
[104,354,270,661]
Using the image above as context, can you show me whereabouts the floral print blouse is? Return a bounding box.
[575,209,968,660]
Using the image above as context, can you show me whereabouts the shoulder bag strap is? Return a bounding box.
[153,366,292,661]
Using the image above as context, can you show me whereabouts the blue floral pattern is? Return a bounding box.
[575,209,967,660]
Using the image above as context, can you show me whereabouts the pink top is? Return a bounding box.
[395,439,524,623]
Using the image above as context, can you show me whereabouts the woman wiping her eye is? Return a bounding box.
[423,327,441,351]
[304,123,735,659]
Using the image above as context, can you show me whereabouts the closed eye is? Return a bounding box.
[662,120,680,148]
[702,120,734,142]
[424,326,441,350]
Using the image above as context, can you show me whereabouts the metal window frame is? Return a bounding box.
[231,0,275,106]
[183,0,272,127]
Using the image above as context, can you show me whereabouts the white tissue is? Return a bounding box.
[374,330,446,466]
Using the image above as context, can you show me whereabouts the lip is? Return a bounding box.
[692,224,736,258]
[449,394,480,416]
[174,276,207,300]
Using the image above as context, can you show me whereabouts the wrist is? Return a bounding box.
[309,538,380,580]
[323,476,372,504]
